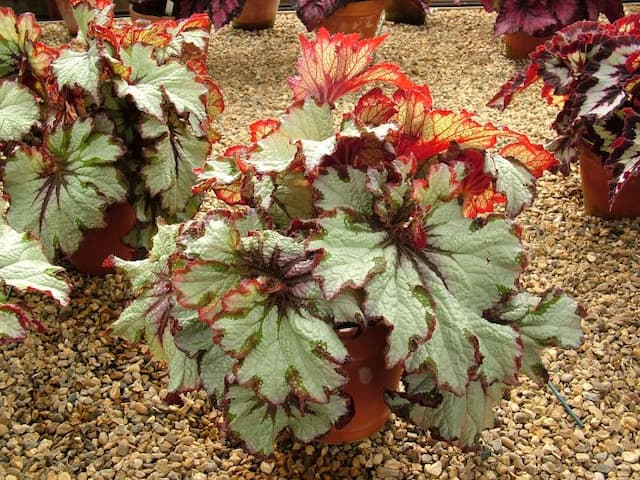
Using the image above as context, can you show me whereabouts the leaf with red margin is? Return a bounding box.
[250,119,280,142]
[354,88,397,127]
[386,374,507,447]
[400,110,503,161]
[211,277,348,405]
[607,109,640,201]
[225,383,350,455]
[486,290,584,384]
[486,62,539,111]
[288,28,412,106]
[499,136,558,178]
[0,9,57,80]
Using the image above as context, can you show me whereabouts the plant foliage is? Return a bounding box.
[113,29,583,455]
[0,196,70,345]
[478,0,623,37]
[0,3,223,264]
[489,13,640,204]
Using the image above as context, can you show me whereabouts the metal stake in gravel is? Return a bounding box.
[548,382,585,428]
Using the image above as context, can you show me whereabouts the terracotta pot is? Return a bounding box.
[319,323,403,443]
[318,0,385,38]
[384,0,426,26]
[576,141,640,219]
[232,0,280,30]
[68,202,138,276]
[129,3,173,22]
[503,32,549,60]
[55,0,78,34]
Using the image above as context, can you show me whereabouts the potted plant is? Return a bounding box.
[293,0,385,36]
[0,4,223,275]
[384,0,429,26]
[477,0,624,58]
[489,13,640,218]
[128,0,280,31]
[112,28,584,455]
[0,196,71,345]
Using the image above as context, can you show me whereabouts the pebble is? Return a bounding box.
[621,451,639,463]
[259,461,274,474]
[424,461,443,476]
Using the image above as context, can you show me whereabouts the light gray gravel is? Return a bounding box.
[1,6,639,480]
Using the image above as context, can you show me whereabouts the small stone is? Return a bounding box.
[583,392,600,402]
[259,461,274,474]
[132,402,148,415]
[372,453,384,465]
[58,473,72,480]
[595,461,615,474]
[501,436,515,450]
[55,423,73,435]
[593,474,605,480]
[0,424,8,436]
[424,460,443,477]
[98,432,108,445]
[593,381,611,394]
[6,476,18,480]
[575,453,590,463]
[115,442,129,456]
[192,474,207,480]
[622,416,638,430]
[560,373,574,383]
[621,451,640,463]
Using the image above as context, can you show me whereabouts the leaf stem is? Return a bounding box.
[547,381,584,429]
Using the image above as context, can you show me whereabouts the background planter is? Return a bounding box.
[318,0,385,38]
[232,0,279,30]
[577,142,640,219]
[384,0,426,26]
[503,32,549,60]
[68,202,138,276]
[54,0,78,34]
[320,323,403,444]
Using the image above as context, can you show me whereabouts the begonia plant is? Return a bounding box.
[488,13,640,202]
[0,2,222,266]
[0,196,70,345]
[479,0,623,37]
[112,29,583,455]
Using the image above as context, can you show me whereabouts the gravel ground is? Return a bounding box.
[1,6,640,480]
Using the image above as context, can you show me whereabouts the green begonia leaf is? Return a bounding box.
[309,211,387,299]
[140,115,210,214]
[484,152,535,217]
[0,81,39,142]
[314,166,373,216]
[363,246,433,367]
[226,384,349,455]
[4,119,127,259]
[491,290,584,383]
[0,224,69,305]
[425,201,523,313]
[386,375,506,445]
[214,280,347,404]
[115,43,207,133]
[52,43,101,101]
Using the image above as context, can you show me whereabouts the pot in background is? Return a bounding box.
[503,31,549,60]
[319,323,403,443]
[54,0,78,34]
[232,0,280,30]
[68,202,138,276]
[384,0,426,26]
[318,0,385,38]
[576,141,640,219]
